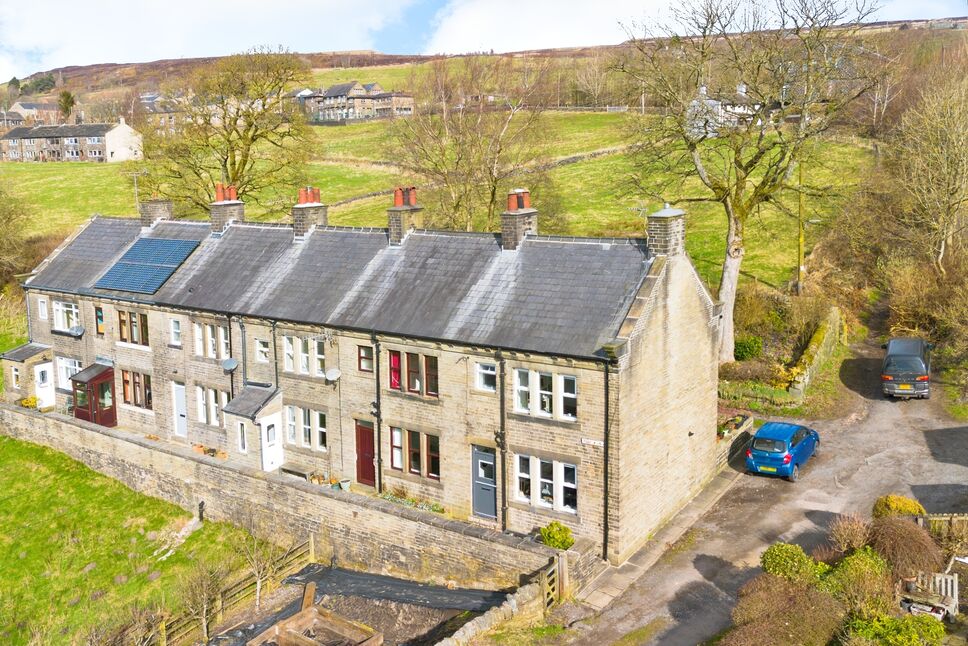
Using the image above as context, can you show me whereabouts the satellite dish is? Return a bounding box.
[325,368,342,382]
[221,358,239,372]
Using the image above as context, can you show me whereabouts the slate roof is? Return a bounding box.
[0,342,50,362]
[1,126,33,140]
[15,102,59,111]
[322,82,360,98]
[71,362,112,384]
[4,123,118,139]
[26,217,653,359]
[223,385,279,420]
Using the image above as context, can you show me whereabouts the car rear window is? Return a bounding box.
[753,438,786,453]
[885,357,925,373]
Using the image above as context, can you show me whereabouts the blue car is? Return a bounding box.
[745,422,820,482]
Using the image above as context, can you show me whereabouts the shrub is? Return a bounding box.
[725,573,844,646]
[811,542,844,565]
[869,516,942,580]
[846,613,944,646]
[760,542,821,584]
[872,494,926,519]
[539,521,574,550]
[830,513,871,554]
[18,396,37,409]
[734,336,764,361]
[819,546,893,618]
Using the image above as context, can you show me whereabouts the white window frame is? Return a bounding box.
[314,340,326,377]
[301,407,312,446]
[206,324,217,359]
[11,367,20,389]
[255,339,270,363]
[57,357,81,389]
[559,375,578,421]
[537,372,553,418]
[515,455,578,514]
[390,427,403,469]
[283,337,294,372]
[514,369,530,413]
[196,385,206,422]
[315,411,327,451]
[193,322,204,356]
[476,363,497,392]
[207,388,219,426]
[299,338,310,375]
[285,405,297,443]
[87,136,102,144]
[169,319,182,346]
[37,298,48,320]
[218,325,230,359]
[52,300,79,331]
[238,422,247,453]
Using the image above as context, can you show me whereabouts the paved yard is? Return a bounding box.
[567,332,968,645]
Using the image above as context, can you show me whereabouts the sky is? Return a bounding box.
[0,0,965,81]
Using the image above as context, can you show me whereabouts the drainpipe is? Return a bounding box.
[602,359,612,562]
[371,332,383,493]
[226,314,235,398]
[238,319,248,386]
[497,350,509,531]
[271,322,279,387]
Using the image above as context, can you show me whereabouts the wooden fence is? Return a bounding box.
[914,513,968,538]
[154,536,315,646]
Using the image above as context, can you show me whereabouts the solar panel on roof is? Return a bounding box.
[94,238,199,294]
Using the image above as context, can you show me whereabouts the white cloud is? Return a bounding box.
[0,0,417,81]
[422,0,968,55]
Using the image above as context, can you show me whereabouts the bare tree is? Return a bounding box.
[232,515,297,610]
[179,559,227,642]
[0,184,28,284]
[575,54,612,107]
[390,56,551,232]
[892,77,968,276]
[143,47,312,213]
[619,0,878,363]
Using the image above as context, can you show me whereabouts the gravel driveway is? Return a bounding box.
[566,328,968,645]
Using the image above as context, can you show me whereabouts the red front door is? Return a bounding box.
[355,421,376,487]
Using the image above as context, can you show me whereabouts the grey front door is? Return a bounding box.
[472,446,497,519]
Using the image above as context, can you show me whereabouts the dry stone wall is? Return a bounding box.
[0,404,554,590]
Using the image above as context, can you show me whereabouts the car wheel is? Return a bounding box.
[788,465,799,483]
[814,441,820,457]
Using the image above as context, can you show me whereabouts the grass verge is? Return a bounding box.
[0,435,246,644]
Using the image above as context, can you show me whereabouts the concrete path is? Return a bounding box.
[566,328,968,645]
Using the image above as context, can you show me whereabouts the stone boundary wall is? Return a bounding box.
[788,306,843,400]
[0,404,554,591]
[435,583,544,646]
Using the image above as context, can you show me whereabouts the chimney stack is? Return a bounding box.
[500,188,537,251]
[139,197,173,228]
[387,186,423,246]
[292,185,328,238]
[210,182,244,233]
[646,206,686,257]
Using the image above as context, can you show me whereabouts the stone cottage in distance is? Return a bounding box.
[2,186,720,564]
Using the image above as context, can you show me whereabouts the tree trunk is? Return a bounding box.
[717,222,745,364]
[255,577,262,610]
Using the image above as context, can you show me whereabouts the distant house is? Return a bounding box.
[140,95,182,136]
[0,120,142,162]
[0,110,24,131]
[10,101,62,125]
[687,84,769,138]
[308,81,414,122]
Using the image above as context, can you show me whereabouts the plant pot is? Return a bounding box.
[339,479,352,491]
[331,483,340,489]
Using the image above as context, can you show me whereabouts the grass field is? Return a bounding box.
[310,62,423,91]
[0,435,246,644]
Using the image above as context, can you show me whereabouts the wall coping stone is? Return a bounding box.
[0,403,556,559]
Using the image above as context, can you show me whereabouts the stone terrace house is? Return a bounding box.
[0,119,142,162]
[1,186,721,564]
[9,101,61,125]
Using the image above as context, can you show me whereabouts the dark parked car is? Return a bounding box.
[881,337,933,399]
[745,422,819,482]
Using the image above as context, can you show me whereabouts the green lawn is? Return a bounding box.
[309,63,424,91]
[0,435,246,644]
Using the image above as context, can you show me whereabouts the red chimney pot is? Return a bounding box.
[215,183,225,202]
[298,187,308,204]
[507,192,517,212]
[228,185,238,201]
[521,190,531,209]
[312,187,321,203]
[407,186,417,206]
[393,187,404,207]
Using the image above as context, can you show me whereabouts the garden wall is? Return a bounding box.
[0,404,554,591]
[788,307,843,400]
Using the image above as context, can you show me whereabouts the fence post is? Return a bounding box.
[215,590,225,624]
[309,533,315,563]
[157,620,167,646]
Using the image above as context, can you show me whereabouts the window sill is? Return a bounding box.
[116,341,152,352]
[509,499,579,521]
[168,344,183,350]
[508,411,581,429]
[52,329,83,339]
[383,388,442,405]
[472,388,497,396]
[287,442,327,454]
[120,403,154,416]
[385,469,444,490]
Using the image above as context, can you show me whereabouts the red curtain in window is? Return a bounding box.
[389,350,402,390]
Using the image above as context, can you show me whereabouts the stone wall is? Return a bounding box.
[788,307,843,400]
[435,583,544,646]
[0,404,554,591]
